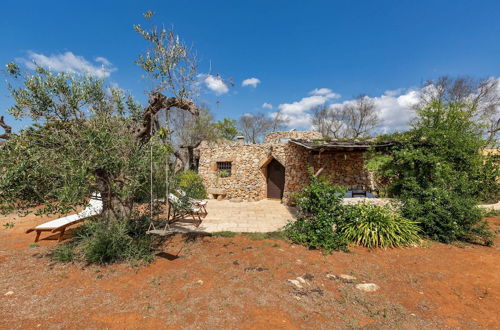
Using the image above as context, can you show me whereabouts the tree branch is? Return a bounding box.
[0,116,12,140]
[134,92,199,142]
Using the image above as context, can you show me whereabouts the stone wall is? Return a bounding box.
[197,130,370,204]
[197,140,283,201]
[282,144,372,204]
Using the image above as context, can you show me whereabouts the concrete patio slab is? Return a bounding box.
[171,199,297,233]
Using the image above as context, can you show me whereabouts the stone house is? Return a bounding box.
[197,131,392,205]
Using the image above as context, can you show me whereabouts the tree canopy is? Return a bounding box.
[0,14,203,222]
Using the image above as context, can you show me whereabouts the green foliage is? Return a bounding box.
[177,170,207,199]
[218,170,230,178]
[0,65,153,217]
[338,203,420,248]
[476,154,500,203]
[369,101,495,244]
[482,208,500,217]
[76,217,154,264]
[284,175,348,253]
[51,242,76,262]
[401,189,492,245]
[133,18,196,97]
[213,118,239,140]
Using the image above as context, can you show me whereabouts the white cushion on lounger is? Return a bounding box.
[34,197,103,230]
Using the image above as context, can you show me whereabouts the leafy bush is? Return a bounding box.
[284,175,348,253]
[368,101,494,244]
[177,170,207,200]
[401,188,493,245]
[476,154,500,203]
[338,203,420,248]
[73,217,154,264]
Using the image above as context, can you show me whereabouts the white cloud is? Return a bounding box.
[262,102,273,109]
[242,77,261,88]
[277,89,340,128]
[203,75,229,95]
[276,87,421,132]
[310,87,341,99]
[20,51,115,78]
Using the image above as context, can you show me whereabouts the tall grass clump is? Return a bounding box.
[338,202,420,248]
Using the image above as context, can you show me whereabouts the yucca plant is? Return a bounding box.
[338,202,420,248]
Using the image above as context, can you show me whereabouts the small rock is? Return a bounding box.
[293,295,301,301]
[339,274,357,283]
[355,283,380,292]
[196,280,204,285]
[4,291,14,296]
[326,274,337,280]
[233,260,239,265]
[296,276,306,284]
[288,279,303,289]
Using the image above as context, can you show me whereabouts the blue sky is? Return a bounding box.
[2,0,500,132]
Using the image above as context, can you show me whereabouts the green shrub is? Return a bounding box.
[401,188,493,245]
[284,175,348,253]
[368,101,494,244]
[338,203,420,248]
[76,217,154,264]
[51,242,76,262]
[177,170,207,200]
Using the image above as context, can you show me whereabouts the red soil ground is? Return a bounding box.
[0,213,499,329]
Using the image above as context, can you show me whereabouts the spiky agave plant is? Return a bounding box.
[338,202,420,248]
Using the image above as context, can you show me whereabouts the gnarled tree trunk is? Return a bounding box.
[0,116,12,141]
[94,169,133,222]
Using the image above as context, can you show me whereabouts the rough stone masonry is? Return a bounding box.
[197,131,373,205]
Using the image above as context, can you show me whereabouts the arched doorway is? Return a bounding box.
[266,159,285,199]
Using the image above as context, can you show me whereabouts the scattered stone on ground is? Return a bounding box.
[287,279,303,289]
[339,274,357,283]
[355,283,380,292]
[4,291,14,296]
[196,280,204,285]
[296,276,306,284]
[244,266,268,272]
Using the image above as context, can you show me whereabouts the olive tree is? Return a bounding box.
[0,14,201,222]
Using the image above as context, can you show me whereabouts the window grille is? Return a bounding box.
[216,161,232,177]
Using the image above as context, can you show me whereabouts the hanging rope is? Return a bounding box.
[147,108,173,236]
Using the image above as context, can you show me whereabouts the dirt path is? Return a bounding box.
[1,214,499,329]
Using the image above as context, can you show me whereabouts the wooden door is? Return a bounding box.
[267,159,285,199]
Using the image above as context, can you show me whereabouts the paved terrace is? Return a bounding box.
[172,199,297,233]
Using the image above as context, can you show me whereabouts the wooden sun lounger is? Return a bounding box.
[168,193,204,227]
[176,189,208,214]
[26,195,103,242]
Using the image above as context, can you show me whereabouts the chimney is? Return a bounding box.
[235,136,245,144]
